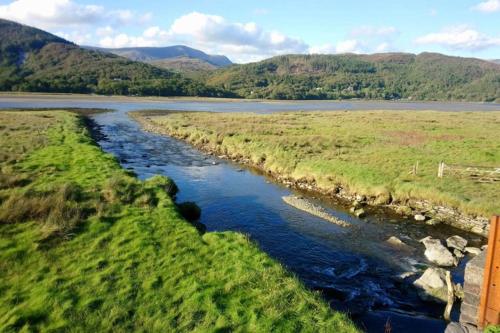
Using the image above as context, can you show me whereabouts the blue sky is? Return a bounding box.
[1,0,499,62]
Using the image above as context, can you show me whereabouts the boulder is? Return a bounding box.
[414,214,426,221]
[464,247,481,256]
[354,208,366,218]
[386,236,415,253]
[426,219,441,226]
[446,235,468,251]
[414,267,448,302]
[420,236,457,267]
[453,249,465,259]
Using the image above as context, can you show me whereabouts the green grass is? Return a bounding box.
[0,111,357,332]
[133,110,500,217]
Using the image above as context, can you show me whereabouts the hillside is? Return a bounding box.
[0,19,229,97]
[146,57,218,77]
[206,53,500,101]
[90,45,233,70]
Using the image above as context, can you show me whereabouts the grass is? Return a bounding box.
[133,110,500,217]
[0,110,358,332]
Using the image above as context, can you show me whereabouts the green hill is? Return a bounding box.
[206,53,500,101]
[0,19,229,97]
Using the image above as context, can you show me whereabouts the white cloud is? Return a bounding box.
[98,12,308,62]
[169,12,307,56]
[56,30,92,45]
[335,40,361,53]
[375,42,390,52]
[415,26,500,51]
[99,33,158,48]
[0,0,150,29]
[472,0,500,12]
[309,40,363,54]
[96,26,114,37]
[350,26,397,37]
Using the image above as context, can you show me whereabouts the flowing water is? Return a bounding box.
[1,96,495,332]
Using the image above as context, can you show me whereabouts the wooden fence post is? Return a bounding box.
[478,216,500,328]
[438,161,445,178]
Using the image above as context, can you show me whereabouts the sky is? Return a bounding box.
[0,0,499,63]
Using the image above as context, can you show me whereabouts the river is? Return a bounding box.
[1,95,495,332]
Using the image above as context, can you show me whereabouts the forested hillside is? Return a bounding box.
[0,19,230,97]
[206,53,500,101]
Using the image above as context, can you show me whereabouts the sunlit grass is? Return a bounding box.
[0,111,357,332]
[135,110,500,217]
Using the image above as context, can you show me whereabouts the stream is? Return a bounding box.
[1,96,494,333]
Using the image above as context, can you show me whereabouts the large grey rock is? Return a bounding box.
[420,236,457,267]
[464,247,481,256]
[414,267,448,302]
[446,235,468,251]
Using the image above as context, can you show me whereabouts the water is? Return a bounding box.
[1,95,493,332]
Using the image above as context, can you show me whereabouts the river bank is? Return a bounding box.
[0,110,358,332]
[131,110,497,237]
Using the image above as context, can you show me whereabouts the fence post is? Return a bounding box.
[478,216,500,328]
[438,161,444,178]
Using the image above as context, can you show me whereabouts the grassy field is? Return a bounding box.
[134,110,500,217]
[0,110,358,332]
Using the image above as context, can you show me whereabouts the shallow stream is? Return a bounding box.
[1,96,493,332]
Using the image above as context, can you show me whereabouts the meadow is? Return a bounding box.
[0,110,357,332]
[134,110,500,218]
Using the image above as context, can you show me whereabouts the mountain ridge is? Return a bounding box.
[86,45,232,68]
[0,18,229,97]
[205,53,500,101]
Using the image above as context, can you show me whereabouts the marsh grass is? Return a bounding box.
[135,110,500,217]
[0,110,357,332]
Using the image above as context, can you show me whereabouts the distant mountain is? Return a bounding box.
[87,45,233,70]
[0,19,229,97]
[490,59,500,65]
[149,57,218,73]
[206,53,500,101]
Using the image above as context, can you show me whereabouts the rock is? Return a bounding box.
[413,267,448,302]
[454,283,464,300]
[349,206,356,213]
[464,247,481,256]
[211,161,218,165]
[352,200,363,209]
[414,214,426,221]
[395,205,413,216]
[453,249,465,259]
[445,322,466,333]
[420,236,457,267]
[386,236,415,253]
[446,235,468,251]
[426,219,441,226]
[355,194,366,202]
[481,245,488,251]
[354,208,366,218]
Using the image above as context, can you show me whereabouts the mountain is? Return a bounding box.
[0,19,229,97]
[490,59,500,65]
[88,45,233,71]
[206,53,500,102]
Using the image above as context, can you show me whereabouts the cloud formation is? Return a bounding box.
[99,12,308,62]
[415,26,500,51]
[0,0,150,29]
[472,0,500,12]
